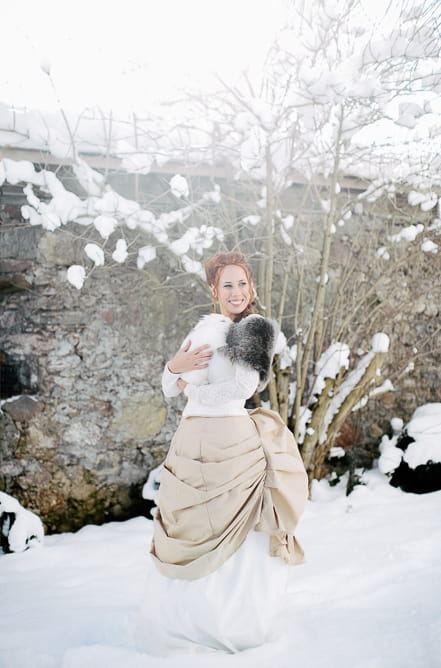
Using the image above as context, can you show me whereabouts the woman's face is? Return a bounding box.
[214,264,251,319]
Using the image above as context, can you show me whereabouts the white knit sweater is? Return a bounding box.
[161,319,260,418]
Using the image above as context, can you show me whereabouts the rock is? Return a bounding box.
[0,260,33,273]
[367,423,384,441]
[100,310,115,325]
[38,231,84,266]
[0,491,44,553]
[61,421,103,468]
[0,411,21,456]
[109,391,167,441]
[390,460,441,494]
[26,424,57,451]
[0,274,32,291]
[0,227,43,260]
[382,403,441,494]
[46,352,81,373]
[2,396,42,423]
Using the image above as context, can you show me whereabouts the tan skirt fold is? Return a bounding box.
[151,407,308,580]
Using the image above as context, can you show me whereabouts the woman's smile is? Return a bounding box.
[215,265,252,319]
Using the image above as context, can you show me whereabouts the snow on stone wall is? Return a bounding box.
[0,190,440,532]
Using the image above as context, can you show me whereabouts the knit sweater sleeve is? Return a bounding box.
[161,364,181,398]
[183,364,259,406]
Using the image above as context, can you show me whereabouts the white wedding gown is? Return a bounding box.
[135,529,290,655]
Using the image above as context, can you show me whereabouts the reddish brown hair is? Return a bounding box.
[204,251,258,321]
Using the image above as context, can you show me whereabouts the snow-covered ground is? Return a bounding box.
[0,469,440,668]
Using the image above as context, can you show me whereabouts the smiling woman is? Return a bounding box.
[0,0,287,111]
[135,250,308,655]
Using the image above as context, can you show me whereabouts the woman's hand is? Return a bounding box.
[177,378,188,392]
[167,340,213,374]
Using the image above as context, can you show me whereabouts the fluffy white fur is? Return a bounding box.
[180,313,232,386]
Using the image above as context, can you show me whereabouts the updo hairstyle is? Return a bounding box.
[204,251,258,321]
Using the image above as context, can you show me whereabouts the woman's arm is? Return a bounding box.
[181,364,259,406]
[161,340,213,398]
[161,365,182,398]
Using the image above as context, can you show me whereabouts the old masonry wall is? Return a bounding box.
[1,205,440,532]
[0,222,207,532]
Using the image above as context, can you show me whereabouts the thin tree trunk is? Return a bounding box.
[310,351,387,480]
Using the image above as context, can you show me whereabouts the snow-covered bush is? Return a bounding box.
[379,403,441,493]
[299,334,392,480]
[0,492,44,553]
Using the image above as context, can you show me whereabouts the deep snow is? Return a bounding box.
[0,469,440,668]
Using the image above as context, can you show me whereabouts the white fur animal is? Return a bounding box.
[180,313,232,386]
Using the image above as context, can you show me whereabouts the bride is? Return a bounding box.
[136,251,308,655]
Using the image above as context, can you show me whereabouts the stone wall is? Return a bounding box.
[1,191,440,531]
[0,222,208,532]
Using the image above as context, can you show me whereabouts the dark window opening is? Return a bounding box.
[0,351,37,399]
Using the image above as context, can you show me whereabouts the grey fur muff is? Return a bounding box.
[222,315,279,391]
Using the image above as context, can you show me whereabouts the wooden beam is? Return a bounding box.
[0,146,369,190]
[0,147,121,170]
[0,147,233,179]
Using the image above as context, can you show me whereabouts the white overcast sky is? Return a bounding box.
[0,0,407,116]
[0,0,290,113]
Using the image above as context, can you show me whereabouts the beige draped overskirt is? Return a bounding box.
[151,407,308,580]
